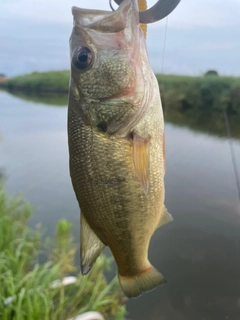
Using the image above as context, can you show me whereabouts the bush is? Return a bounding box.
[204,70,219,77]
[156,74,240,114]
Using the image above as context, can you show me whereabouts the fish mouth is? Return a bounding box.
[72,7,113,28]
[72,0,139,32]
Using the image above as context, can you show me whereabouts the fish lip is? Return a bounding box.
[72,6,111,17]
[72,0,138,30]
[71,6,113,28]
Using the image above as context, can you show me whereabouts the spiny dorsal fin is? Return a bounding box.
[157,206,173,229]
[132,131,150,195]
[80,213,105,275]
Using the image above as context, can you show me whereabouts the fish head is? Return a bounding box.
[69,0,154,135]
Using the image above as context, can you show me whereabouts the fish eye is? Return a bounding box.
[73,47,94,71]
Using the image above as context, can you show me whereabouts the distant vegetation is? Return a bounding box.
[1,70,240,139]
[0,184,126,319]
[156,74,240,139]
[204,70,219,77]
[156,74,240,114]
[1,70,240,113]
[0,71,69,93]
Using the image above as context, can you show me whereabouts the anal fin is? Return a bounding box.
[80,213,105,275]
[157,206,173,229]
[132,131,150,195]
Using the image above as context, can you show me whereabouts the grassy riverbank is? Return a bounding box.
[0,184,126,319]
[157,74,240,114]
[0,71,69,93]
[1,70,240,115]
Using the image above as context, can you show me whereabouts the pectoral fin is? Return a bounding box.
[80,213,105,275]
[156,206,173,229]
[132,132,150,195]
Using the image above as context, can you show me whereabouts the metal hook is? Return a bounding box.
[113,0,181,24]
[109,0,116,11]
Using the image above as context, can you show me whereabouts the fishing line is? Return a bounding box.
[223,109,240,203]
[109,0,116,11]
[159,18,240,204]
[161,17,168,77]
[160,17,169,118]
[223,109,240,261]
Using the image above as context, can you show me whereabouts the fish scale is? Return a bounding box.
[68,0,172,298]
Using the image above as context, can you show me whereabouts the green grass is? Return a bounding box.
[0,184,126,320]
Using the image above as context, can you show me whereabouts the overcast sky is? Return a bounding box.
[0,0,240,76]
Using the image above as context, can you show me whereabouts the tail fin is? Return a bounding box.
[118,266,166,298]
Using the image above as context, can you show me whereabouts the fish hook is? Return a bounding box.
[114,0,181,24]
[109,0,116,11]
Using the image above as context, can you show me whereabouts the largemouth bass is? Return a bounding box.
[68,0,173,298]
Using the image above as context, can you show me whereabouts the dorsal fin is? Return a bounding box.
[132,131,150,195]
[80,213,105,275]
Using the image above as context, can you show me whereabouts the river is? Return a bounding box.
[1,90,240,319]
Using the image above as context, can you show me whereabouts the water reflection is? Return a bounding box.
[5,89,240,139]
[165,106,240,140]
[1,90,240,320]
[5,89,68,106]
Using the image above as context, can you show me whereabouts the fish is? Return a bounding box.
[68,0,173,298]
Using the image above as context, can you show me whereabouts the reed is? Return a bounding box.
[0,184,126,320]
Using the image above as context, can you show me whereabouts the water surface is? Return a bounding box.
[1,91,240,319]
